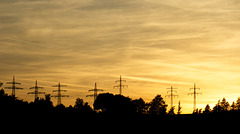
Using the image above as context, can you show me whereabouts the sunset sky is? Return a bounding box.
[1,0,240,113]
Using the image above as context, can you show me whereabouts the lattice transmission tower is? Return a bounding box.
[27,80,45,101]
[165,86,179,108]
[5,76,23,97]
[114,75,128,95]
[188,83,202,112]
[86,82,104,103]
[51,82,69,105]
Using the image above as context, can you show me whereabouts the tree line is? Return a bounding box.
[2,85,240,120]
[0,88,171,114]
[194,97,240,114]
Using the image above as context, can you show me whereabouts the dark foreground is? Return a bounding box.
[2,89,240,121]
[5,110,240,121]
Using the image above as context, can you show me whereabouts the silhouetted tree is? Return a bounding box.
[177,101,182,115]
[67,105,74,112]
[193,108,202,114]
[236,97,240,110]
[213,98,230,113]
[0,89,29,112]
[168,106,175,115]
[74,97,93,112]
[203,104,211,114]
[74,98,84,110]
[54,104,66,112]
[83,102,93,112]
[231,101,236,111]
[148,95,167,115]
[220,98,230,111]
[0,89,6,97]
[43,94,53,110]
[132,98,147,114]
[94,93,135,114]
[94,93,114,112]
[45,94,51,102]
[28,94,53,112]
[213,100,221,113]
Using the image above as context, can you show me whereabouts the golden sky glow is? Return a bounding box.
[1,0,240,113]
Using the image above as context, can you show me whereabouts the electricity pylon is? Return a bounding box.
[27,80,45,101]
[86,82,103,103]
[114,75,128,95]
[51,82,69,105]
[5,76,23,97]
[188,83,202,112]
[165,86,179,108]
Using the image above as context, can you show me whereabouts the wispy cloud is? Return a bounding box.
[1,0,240,113]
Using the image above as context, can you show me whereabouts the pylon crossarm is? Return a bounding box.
[115,80,126,83]
[27,92,35,94]
[188,92,201,96]
[52,85,67,87]
[167,88,177,90]
[7,82,21,84]
[51,95,59,97]
[114,85,127,88]
[5,87,23,90]
[165,95,171,98]
[61,95,69,97]
[167,90,177,94]
[190,88,200,91]
[38,92,45,94]
[52,90,67,92]
[113,85,119,88]
[30,87,43,89]
[86,94,94,97]
[188,93,194,96]
[4,87,13,89]
[51,95,69,97]
[28,91,45,94]
[165,95,179,98]
[123,85,128,88]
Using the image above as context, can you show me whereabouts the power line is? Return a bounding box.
[4,76,23,97]
[27,80,45,101]
[188,83,202,112]
[114,75,128,95]
[51,82,69,105]
[165,86,179,108]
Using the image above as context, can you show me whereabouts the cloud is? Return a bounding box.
[1,0,240,112]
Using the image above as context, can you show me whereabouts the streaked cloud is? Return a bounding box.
[1,0,240,113]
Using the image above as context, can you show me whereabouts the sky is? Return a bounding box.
[1,0,240,113]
